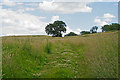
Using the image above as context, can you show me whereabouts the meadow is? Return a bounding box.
[2,31,118,78]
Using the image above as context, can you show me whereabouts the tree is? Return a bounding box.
[90,26,98,33]
[65,32,77,36]
[102,23,120,32]
[45,21,67,37]
[101,25,110,32]
[80,31,90,35]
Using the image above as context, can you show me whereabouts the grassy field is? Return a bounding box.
[2,31,118,78]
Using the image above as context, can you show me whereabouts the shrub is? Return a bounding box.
[65,32,77,36]
[80,31,90,35]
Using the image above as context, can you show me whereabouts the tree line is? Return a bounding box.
[45,20,120,37]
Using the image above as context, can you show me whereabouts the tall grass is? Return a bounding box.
[2,31,118,78]
[45,38,52,54]
[0,37,2,79]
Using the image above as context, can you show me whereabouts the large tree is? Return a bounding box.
[45,21,67,37]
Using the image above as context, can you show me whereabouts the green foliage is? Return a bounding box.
[65,32,77,36]
[90,26,98,33]
[45,21,67,37]
[102,23,120,32]
[80,31,90,35]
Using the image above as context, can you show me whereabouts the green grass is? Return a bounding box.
[2,31,118,78]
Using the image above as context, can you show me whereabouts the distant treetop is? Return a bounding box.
[65,32,77,36]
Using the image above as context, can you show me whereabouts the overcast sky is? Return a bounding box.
[0,0,119,36]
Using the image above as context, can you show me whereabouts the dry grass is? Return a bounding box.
[2,31,118,78]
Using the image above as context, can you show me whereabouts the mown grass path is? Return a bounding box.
[33,41,92,78]
[2,31,118,78]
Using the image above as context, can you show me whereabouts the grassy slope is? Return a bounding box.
[2,31,118,78]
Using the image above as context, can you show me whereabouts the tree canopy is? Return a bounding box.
[90,26,98,33]
[80,31,90,35]
[101,23,120,32]
[45,21,67,37]
[65,32,77,36]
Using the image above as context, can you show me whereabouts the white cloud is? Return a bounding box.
[63,27,81,36]
[65,27,74,34]
[87,0,119,2]
[39,1,92,14]
[94,13,116,26]
[24,3,38,6]
[16,7,35,13]
[0,8,78,36]
[19,0,118,2]
[51,16,59,23]
[2,0,16,6]
[50,16,81,35]
[25,7,35,11]
[0,8,81,36]
[17,9,25,13]
[49,15,81,35]
[94,18,108,26]
[16,3,23,5]
[0,8,47,35]
[0,0,119,4]
[103,13,115,18]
